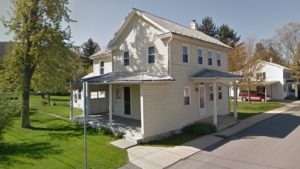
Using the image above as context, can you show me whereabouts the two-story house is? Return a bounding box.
[70,8,241,142]
[231,59,298,100]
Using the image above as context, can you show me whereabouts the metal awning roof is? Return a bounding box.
[190,69,243,81]
[81,71,175,84]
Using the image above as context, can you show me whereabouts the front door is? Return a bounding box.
[198,85,207,116]
[124,87,131,115]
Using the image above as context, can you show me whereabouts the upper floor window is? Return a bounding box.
[198,48,203,64]
[256,72,266,81]
[148,46,155,64]
[216,53,221,66]
[182,45,189,63]
[124,51,129,66]
[184,86,191,105]
[208,50,213,65]
[100,61,104,74]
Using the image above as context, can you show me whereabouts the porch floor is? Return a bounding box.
[73,113,141,134]
[200,115,238,131]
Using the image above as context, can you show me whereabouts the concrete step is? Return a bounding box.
[111,139,137,149]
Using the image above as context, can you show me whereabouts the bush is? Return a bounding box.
[0,95,20,142]
[41,100,48,105]
[182,122,217,136]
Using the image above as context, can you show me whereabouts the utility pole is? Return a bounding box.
[83,81,88,169]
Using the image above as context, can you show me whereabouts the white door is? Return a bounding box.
[198,85,207,116]
[115,86,124,116]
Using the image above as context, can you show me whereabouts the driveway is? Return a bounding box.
[169,105,300,169]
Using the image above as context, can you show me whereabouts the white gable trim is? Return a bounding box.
[107,9,168,48]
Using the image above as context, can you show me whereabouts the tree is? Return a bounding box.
[198,17,218,37]
[228,43,247,72]
[2,0,73,128]
[290,42,300,82]
[274,22,300,63]
[81,38,100,70]
[217,24,241,48]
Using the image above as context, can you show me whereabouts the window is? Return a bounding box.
[218,84,222,99]
[184,86,191,105]
[208,50,213,65]
[74,93,77,103]
[198,48,203,64]
[90,92,98,99]
[100,61,104,74]
[216,53,221,66]
[256,72,266,81]
[182,45,189,63]
[209,85,213,100]
[148,46,155,64]
[98,91,106,98]
[124,51,129,66]
[78,89,82,100]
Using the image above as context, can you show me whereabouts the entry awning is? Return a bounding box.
[81,71,175,84]
[239,81,279,86]
[190,68,243,82]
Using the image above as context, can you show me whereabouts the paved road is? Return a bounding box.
[169,105,300,169]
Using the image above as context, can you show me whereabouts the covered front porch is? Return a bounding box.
[191,69,243,126]
[69,71,174,141]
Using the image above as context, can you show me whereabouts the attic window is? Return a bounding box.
[148,46,155,64]
[124,51,129,66]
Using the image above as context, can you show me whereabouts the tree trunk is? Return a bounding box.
[247,85,252,104]
[21,66,33,128]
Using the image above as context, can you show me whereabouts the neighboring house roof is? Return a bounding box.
[259,60,289,70]
[82,71,174,84]
[239,81,279,86]
[89,49,112,59]
[191,69,242,79]
[108,8,231,49]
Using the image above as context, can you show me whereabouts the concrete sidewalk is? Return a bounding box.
[121,101,299,169]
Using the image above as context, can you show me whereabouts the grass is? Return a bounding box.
[230,100,283,119]
[30,95,82,118]
[0,95,128,169]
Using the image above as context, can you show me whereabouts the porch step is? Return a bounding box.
[124,130,142,144]
[111,139,137,149]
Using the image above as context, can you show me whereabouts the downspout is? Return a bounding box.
[167,33,173,76]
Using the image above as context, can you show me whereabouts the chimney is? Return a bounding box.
[190,19,198,30]
[269,57,273,63]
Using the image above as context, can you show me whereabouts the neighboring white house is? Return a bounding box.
[230,59,299,100]
[70,8,241,142]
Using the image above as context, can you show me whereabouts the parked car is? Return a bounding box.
[239,91,271,102]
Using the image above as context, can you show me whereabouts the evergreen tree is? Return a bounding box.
[198,17,218,37]
[81,38,100,69]
[217,24,241,47]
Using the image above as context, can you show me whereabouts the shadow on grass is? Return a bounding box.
[0,142,62,167]
[50,98,70,102]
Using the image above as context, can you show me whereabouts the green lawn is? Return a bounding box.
[0,95,128,169]
[230,100,283,119]
[30,95,82,118]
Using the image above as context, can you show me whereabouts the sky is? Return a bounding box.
[0,0,300,48]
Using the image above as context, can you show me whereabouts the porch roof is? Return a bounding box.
[82,71,175,84]
[190,68,242,81]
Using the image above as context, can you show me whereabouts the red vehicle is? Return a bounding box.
[239,91,271,102]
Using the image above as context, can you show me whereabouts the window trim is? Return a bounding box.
[198,48,203,64]
[208,49,213,66]
[184,86,191,105]
[148,46,155,64]
[216,52,221,66]
[123,51,129,66]
[182,45,189,64]
[100,61,105,74]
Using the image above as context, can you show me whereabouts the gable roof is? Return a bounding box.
[108,8,231,49]
[259,60,289,70]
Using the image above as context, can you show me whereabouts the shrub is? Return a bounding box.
[41,100,48,105]
[0,95,20,142]
[182,122,217,135]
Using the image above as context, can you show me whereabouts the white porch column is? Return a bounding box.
[295,84,298,98]
[213,81,218,125]
[69,82,74,120]
[265,86,267,102]
[233,82,238,118]
[140,84,144,138]
[109,84,113,128]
